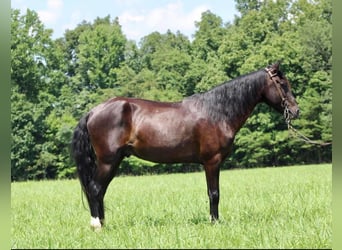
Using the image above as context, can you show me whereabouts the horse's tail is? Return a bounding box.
[71,113,96,196]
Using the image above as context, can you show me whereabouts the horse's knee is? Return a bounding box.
[88,180,102,197]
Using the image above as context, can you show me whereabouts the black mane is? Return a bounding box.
[186,69,267,122]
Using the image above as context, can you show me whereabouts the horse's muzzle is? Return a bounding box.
[291,108,300,119]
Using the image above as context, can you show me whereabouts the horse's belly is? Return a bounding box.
[131,145,199,163]
[130,128,199,163]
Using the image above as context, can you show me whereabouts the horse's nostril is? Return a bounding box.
[295,109,300,117]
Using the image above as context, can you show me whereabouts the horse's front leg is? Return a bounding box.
[204,161,220,222]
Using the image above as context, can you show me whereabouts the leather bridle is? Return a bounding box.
[265,67,291,124]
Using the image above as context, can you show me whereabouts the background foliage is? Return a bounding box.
[11,0,332,180]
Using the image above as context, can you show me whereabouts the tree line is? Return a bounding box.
[11,0,332,181]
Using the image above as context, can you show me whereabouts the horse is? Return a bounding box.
[71,62,299,229]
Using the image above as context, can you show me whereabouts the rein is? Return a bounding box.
[265,68,332,147]
[285,107,332,146]
[286,121,332,146]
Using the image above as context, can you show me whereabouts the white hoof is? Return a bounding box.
[90,217,102,231]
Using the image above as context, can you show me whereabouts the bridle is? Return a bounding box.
[265,67,332,147]
[265,67,291,124]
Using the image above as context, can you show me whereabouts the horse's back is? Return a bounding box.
[87,97,181,126]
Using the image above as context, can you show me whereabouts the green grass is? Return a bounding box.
[11,164,332,249]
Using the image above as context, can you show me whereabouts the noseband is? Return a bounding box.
[265,67,291,124]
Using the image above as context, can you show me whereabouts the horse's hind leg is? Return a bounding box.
[87,154,124,230]
[87,175,106,229]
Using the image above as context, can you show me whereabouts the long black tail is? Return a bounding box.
[71,113,96,197]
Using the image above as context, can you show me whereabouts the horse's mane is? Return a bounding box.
[186,69,267,122]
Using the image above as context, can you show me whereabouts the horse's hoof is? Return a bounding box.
[210,216,219,224]
[90,217,102,231]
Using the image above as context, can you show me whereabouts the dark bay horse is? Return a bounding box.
[71,62,299,229]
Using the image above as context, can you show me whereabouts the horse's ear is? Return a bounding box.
[269,61,281,73]
[273,61,281,71]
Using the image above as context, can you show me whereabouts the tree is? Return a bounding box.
[11,9,54,102]
[75,16,126,91]
[57,20,92,78]
[11,89,38,180]
[11,9,58,180]
[192,10,226,61]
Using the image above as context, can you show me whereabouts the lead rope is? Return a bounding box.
[284,104,332,147]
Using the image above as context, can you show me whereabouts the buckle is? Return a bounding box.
[265,67,277,78]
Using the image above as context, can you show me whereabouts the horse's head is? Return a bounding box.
[262,62,299,122]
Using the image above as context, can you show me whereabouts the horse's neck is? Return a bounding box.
[228,101,261,134]
[214,79,264,133]
[185,72,266,133]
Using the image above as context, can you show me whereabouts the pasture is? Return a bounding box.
[11,164,331,249]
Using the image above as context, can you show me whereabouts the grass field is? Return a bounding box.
[11,164,331,249]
